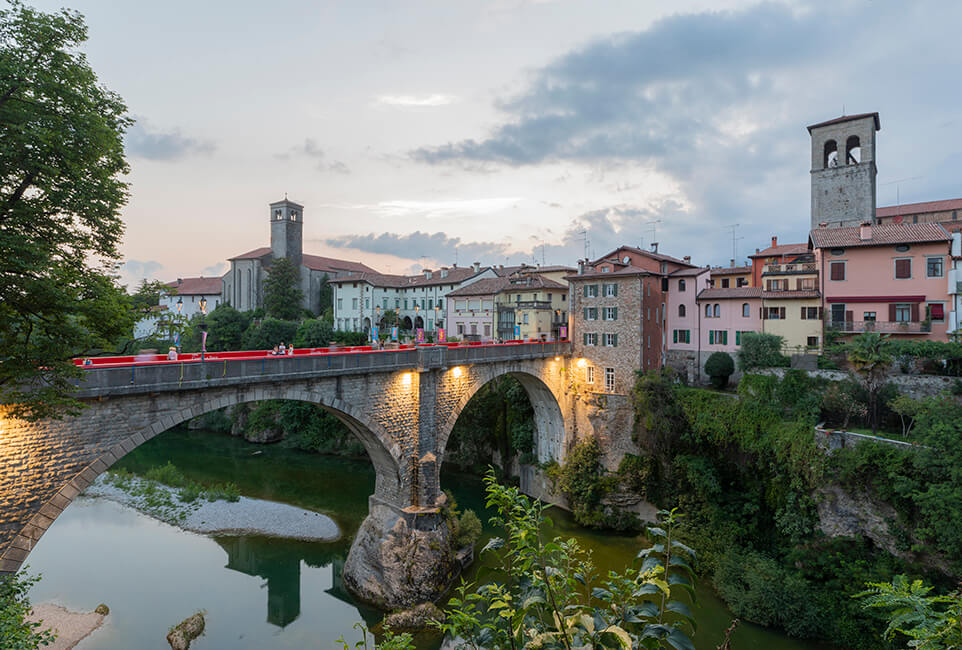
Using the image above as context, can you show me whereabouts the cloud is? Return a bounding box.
[119,259,165,290]
[276,138,351,174]
[328,197,523,220]
[326,231,513,265]
[201,262,227,277]
[376,94,458,107]
[125,119,215,161]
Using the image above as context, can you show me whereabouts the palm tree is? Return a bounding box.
[847,332,892,434]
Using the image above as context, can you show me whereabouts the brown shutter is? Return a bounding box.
[911,303,920,322]
[831,262,844,281]
[800,307,806,320]
[895,259,911,279]
[761,308,766,320]
[846,310,853,323]
[818,307,823,319]
[780,307,786,320]
[889,304,897,321]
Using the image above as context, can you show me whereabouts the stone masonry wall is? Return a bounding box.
[758,367,960,400]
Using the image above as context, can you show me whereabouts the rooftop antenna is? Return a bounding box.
[541,240,546,266]
[880,176,923,212]
[580,229,589,260]
[644,219,662,245]
[725,224,744,264]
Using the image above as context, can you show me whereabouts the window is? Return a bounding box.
[427,319,433,330]
[404,299,409,309]
[678,304,686,318]
[705,304,712,318]
[584,284,599,298]
[365,298,370,309]
[823,139,838,168]
[601,267,610,273]
[585,366,594,384]
[470,323,477,334]
[895,244,911,253]
[523,313,529,324]
[807,336,819,348]
[721,278,730,288]
[927,257,944,278]
[766,279,789,291]
[713,304,720,318]
[894,258,911,279]
[708,330,728,345]
[742,303,750,317]
[428,299,433,309]
[830,248,846,256]
[352,297,358,309]
[678,279,686,291]
[863,311,876,321]
[735,330,751,345]
[737,277,748,287]
[647,307,650,321]
[603,283,618,297]
[604,368,615,392]
[764,307,786,320]
[583,332,598,346]
[337,298,343,310]
[800,306,819,320]
[484,324,491,336]
[395,299,400,309]
[845,135,860,164]
[672,329,691,344]
[894,304,911,322]
[603,333,618,347]
[830,262,846,281]
[928,303,946,322]
[603,307,618,320]
[584,307,598,320]
[457,323,464,334]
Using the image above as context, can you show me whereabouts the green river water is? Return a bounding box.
[26,428,831,649]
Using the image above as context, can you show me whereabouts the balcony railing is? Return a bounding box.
[828,320,931,334]
[763,262,817,275]
[514,300,553,310]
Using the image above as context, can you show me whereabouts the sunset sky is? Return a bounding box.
[32,0,962,288]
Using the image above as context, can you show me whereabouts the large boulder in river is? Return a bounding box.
[166,611,205,650]
[383,602,444,631]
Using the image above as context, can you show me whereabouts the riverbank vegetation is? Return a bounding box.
[0,571,55,650]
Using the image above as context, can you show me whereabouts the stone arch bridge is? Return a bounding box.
[0,342,572,609]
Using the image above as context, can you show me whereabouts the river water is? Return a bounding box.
[27,428,829,649]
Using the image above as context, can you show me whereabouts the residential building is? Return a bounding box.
[875,198,962,229]
[808,112,880,230]
[749,237,812,287]
[709,265,752,288]
[330,263,496,337]
[695,287,762,368]
[495,274,568,341]
[950,231,962,337]
[759,254,823,353]
[568,245,696,395]
[664,267,711,383]
[163,276,225,318]
[446,277,502,341]
[811,222,953,340]
[222,199,375,314]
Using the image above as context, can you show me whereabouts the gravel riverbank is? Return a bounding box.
[83,475,340,541]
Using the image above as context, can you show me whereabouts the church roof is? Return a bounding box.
[302,254,375,275]
[229,247,272,261]
[328,265,490,289]
[806,112,880,133]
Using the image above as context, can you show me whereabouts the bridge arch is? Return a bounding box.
[437,362,568,466]
[0,385,404,575]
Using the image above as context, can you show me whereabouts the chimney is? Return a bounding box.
[755,248,760,254]
[730,258,735,267]
[577,260,585,275]
[177,278,183,284]
[472,261,480,273]
[683,256,691,263]
[859,221,872,241]
[818,222,828,229]
[650,242,659,253]
[771,236,778,247]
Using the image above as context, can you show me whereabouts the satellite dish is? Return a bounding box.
[622,256,630,263]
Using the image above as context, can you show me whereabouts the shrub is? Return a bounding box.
[738,332,789,370]
[454,510,482,549]
[0,570,55,650]
[241,317,298,351]
[294,319,334,347]
[705,351,734,389]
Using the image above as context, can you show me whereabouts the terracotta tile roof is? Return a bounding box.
[229,246,272,261]
[568,267,652,280]
[697,287,762,300]
[710,266,752,275]
[806,112,880,133]
[599,245,695,267]
[809,223,950,248]
[877,198,962,218]
[328,266,489,288]
[761,290,821,299]
[669,266,710,277]
[447,277,510,297]
[749,242,810,258]
[166,277,223,295]
[301,254,375,274]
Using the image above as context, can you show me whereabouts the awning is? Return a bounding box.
[826,295,925,304]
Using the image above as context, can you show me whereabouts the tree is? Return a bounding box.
[738,332,788,370]
[0,570,55,649]
[705,351,735,389]
[317,273,333,315]
[0,2,134,419]
[847,332,892,434]
[241,317,297,351]
[857,575,962,649]
[263,257,303,320]
[294,319,334,348]
[203,305,251,352]
[129,279,169,316]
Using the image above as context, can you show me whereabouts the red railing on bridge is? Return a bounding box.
[73,339,569,370]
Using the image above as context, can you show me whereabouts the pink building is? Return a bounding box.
[810,222,952,340]
[445,277,504,341]
[695,287,762,358]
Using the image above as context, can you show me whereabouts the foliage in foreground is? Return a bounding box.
[857,575,962,649]
[435,470,698,649]
[0,570,55,649]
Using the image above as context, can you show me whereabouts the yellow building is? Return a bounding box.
[760,256,822,353]
[495,275,569,340]
[709,265,752,288]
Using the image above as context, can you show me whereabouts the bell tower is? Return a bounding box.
[807,112,880,230]
[269,198,303,269]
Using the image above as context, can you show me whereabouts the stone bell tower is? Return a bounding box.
[269,198,304,269]
[807,112,880,230]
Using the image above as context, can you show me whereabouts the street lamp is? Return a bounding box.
[375,306,381,343]
[199,297,208,361]
[395,307,400,341]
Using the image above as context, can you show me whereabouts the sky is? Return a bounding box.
[30,0,962,288]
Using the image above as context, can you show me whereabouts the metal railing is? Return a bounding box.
[827,320,931,334]
[763,263,817,274]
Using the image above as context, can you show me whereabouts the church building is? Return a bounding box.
[222,198,374,314]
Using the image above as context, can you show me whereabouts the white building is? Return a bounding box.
[330,263,497,335]
[163,276,225,318]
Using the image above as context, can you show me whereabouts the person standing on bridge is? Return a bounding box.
[278,341,286,355]
[167,347,178,361]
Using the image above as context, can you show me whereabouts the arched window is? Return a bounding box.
[705,304,711,318]
[678,304,686,318]
[824,139,838,168]
[742,303,750,317]
[846,136,860,164]
[678,279,686,291]
[713,304,720,318]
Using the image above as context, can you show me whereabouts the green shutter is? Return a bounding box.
[673,330,678,343]
[583,285,588,297]
[593,284,599,296]
[736,331,741,345]
[601,308,607,321]
[613,334,618,347]
[583,307,588,320]
[686,330,691,343]
[709,330,714,345]
[612,307,618,320]
[583,333,588,345]
[723,330,729,345]
[613,284,618,297]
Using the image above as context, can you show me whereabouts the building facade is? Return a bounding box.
[695,287,762,364]
[808,112,880,230]
[664,267,711,383]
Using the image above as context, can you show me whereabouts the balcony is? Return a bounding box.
[763,262,817,275]
[949,268,962,295]
[828,320,932,334]
[514,300,554,310]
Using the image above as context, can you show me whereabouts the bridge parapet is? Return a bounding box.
[71,341,570,398]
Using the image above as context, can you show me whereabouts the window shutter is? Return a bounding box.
[895,259,911,279]
[846,310,853,323]
[613,334,618,347]
[780,307,786,320]
[613,284,618,297]
[612,307,618,320]
[910,303,920,322]
[583,307,589,320]
[583,285,588,297]
[800,307,806,320]
[889,304,897,322]
[583,333,588,345]
[709,330,714,345]
[601,308,607,321]
[831,262,844,281]
[761,308,766,320]
[723,331,728,345]
[593,284,599,296]
[736,331,741,345]
[673,330,678,343]
[686,330,691,343]
[818,307,823,319]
